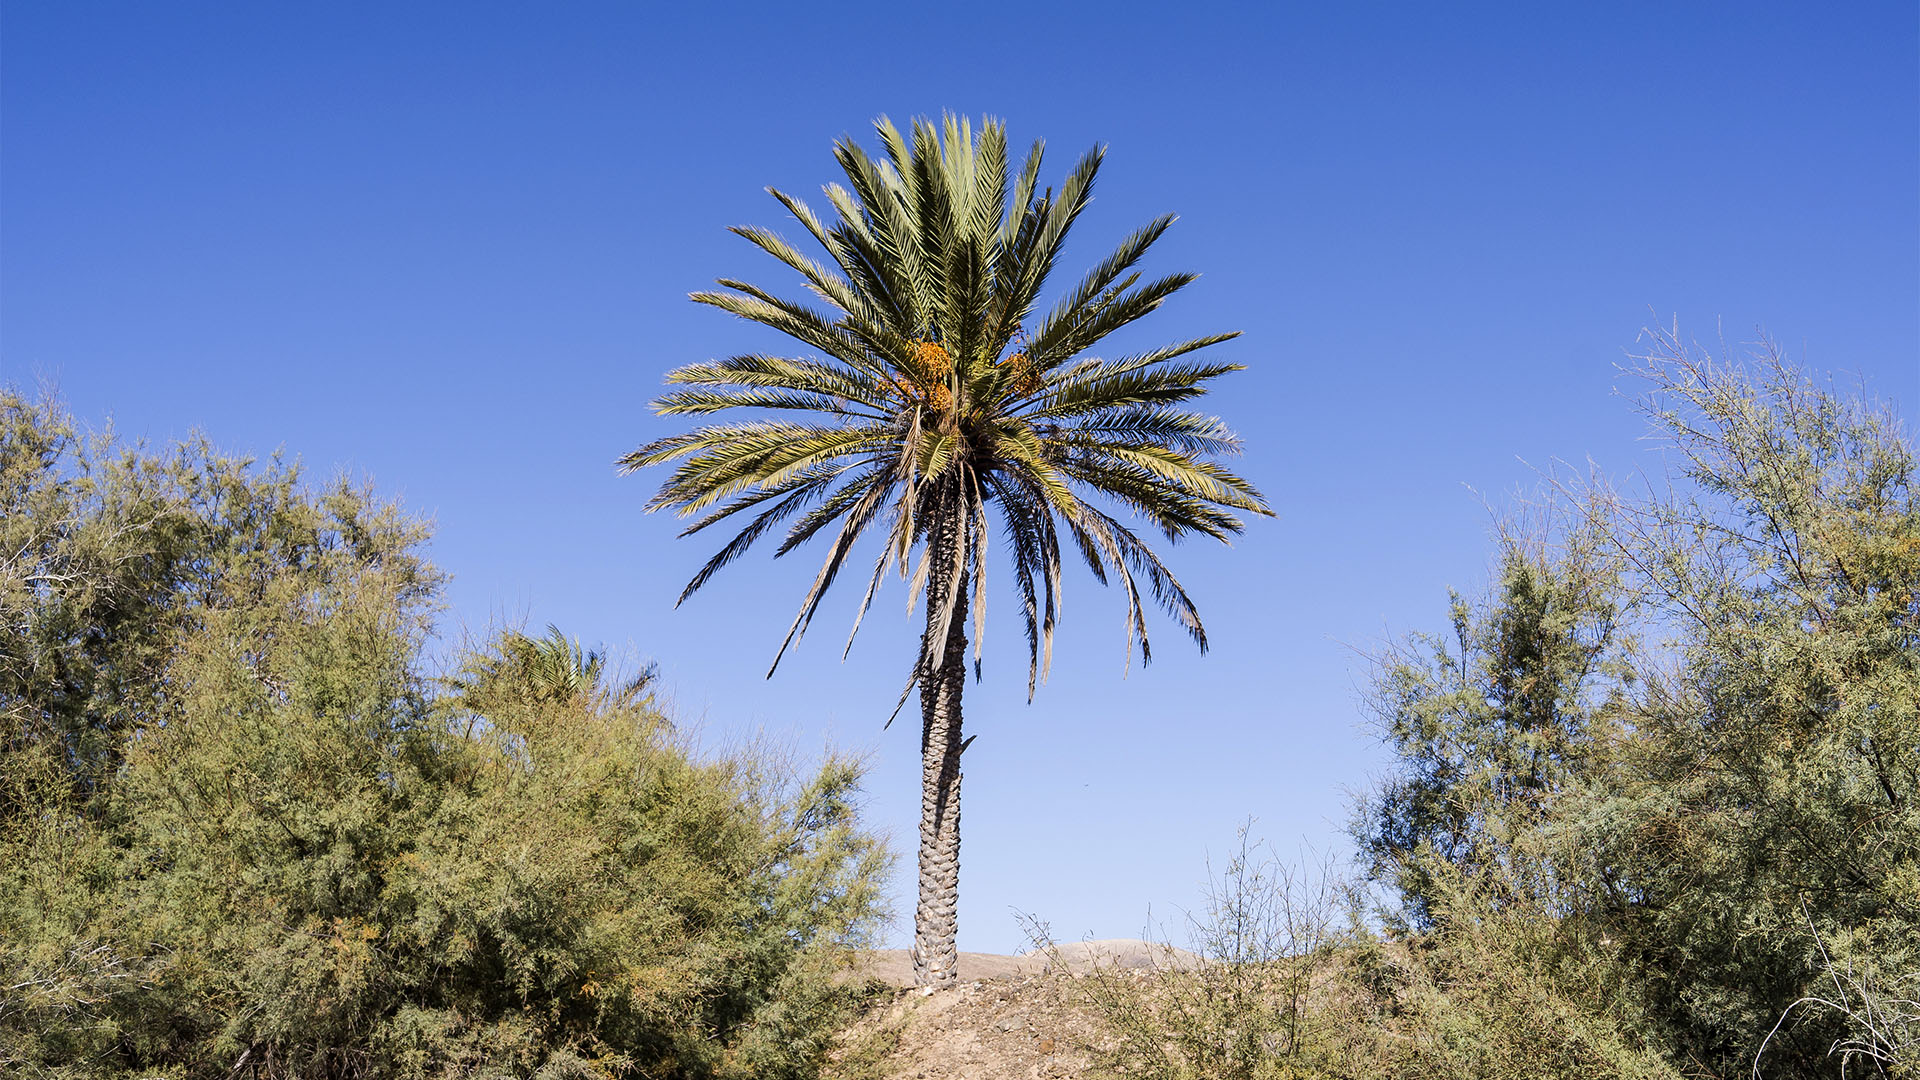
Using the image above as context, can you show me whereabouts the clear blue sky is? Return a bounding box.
[5,2,1916,953]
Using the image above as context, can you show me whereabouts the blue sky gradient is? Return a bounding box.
[5,2,1916,952]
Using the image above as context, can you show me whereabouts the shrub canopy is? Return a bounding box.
[1,390,889,1079]
[1356,336,1920,1078]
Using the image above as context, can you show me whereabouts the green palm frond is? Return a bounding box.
[1060,405,1244,457]
[449,625,659,712]
[1035,358,1247,419]
[628,114,1271,688]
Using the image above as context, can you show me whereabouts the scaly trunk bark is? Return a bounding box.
[912,512,968,988]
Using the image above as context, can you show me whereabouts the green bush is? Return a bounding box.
[1052,335,1915,1080]
[1354,869,1679,1080]
[1355,335,1920,1077]
[1031,834,1676,1080]
[1,390,890,1078]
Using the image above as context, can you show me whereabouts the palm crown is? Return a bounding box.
[623,115,1269,697]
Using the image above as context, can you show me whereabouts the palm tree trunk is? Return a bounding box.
[912,515,968,988]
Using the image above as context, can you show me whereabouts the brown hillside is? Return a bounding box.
[828,942,1198,1079]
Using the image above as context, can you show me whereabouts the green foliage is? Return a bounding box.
[1,390,890,1078]
[1032,834,1677,1080]
[1759,915,1920,1077]
[623,112,1270,699]
[447,624,659,714]
[2,389,437,816]
[1354,522,1631,928]
[1590,333,1920,1075]
[1360,868,1682,1080]
[1357,333,1920,1077]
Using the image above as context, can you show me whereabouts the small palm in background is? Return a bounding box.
[449,624,658,713]
[625,115,1270,987]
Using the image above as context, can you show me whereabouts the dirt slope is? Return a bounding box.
[827,942,1196,1079]
[826,974,1106,1080]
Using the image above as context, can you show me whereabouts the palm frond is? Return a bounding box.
[664,354,891,407]
[654,386,881,418]
[1067,443,1268,514]
[1036,358,1246,419]
[675,472,839,605]
[1027,271,1199,367]
[628,115,1266,685]
[767,471,896,675]
[1060,405,1245,457]
[1030,214,1175,351]
[995,145,1104,352]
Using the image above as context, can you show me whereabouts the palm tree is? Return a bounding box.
[623,115,1270,987]
[453,625,660,710]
